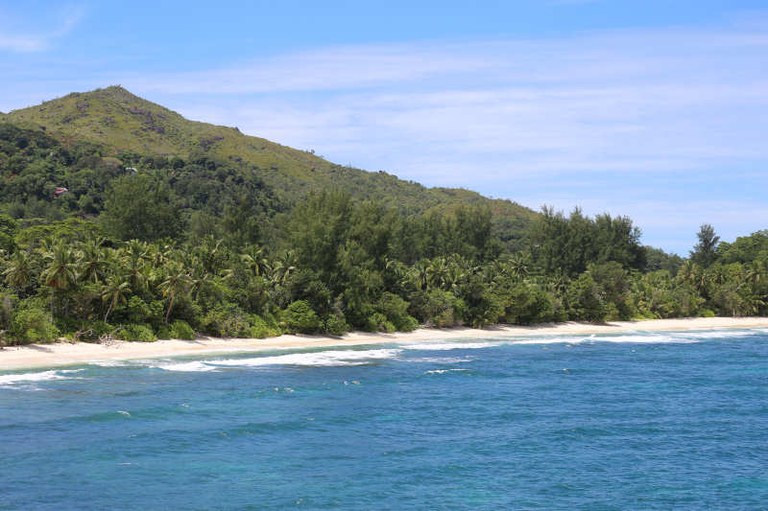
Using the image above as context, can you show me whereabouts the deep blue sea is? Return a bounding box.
[1,329,767,510]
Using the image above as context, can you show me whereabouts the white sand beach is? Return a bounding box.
[2,317,767,371]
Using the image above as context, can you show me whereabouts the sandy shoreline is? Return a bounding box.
[2,317,767,372]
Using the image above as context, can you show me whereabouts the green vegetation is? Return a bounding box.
[0,87,765,346]
[4,86,535,250]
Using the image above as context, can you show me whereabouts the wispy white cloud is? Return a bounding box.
[134,19,768,252]
[3,10,766,252]
[0,4,84,52]
[0,34,45,52]
[144,26,768,164]
[133,42,498,95]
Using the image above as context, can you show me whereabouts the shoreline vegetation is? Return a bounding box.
[2,89,768,358]
[2,317,767,371]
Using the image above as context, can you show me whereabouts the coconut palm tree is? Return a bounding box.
[120,240,151,295]
[405,259,430,292]
[101,273,131,322]
[40,241,78,290]
[77,236,111,285]
[40,240,78,317]
[2,249,37,297]
[240,246,270,278]
[158,262,192,324]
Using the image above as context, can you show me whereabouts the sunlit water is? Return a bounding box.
[2,329,767,510]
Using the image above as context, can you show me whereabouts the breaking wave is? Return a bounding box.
[0,369,83,387]
[151,349,402,372]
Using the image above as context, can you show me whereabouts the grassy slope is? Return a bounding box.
[6,86,536,242]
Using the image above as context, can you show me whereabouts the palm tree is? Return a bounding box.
[426,256,450,291]
[2,249,36,297]
[405,259,430,292]
[507,252,531,281]
[120,240,151,295]
[191,269,217,301]
[196,235,226,274]
[678,261,710,297]
[158,262,192,324]
[382,256,408,293]
[240,246,270,278]
[101,273,131,322]
[445,254,470,291]
[40,240,78,317]
[40,241,78,290]
[77,236,110,285]
[267,250,296,288]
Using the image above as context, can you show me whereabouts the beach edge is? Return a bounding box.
[2,317,768,371]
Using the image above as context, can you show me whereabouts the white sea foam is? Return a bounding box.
[151,361,220,372]
[424,368,470,375]
[208,349,402,368]
[511,336,589,345]
[510,333,699,345]
[145,349,402,372]
[588,334,691,344]
[405,356,473,364]
[0,369,82,386]
[672,329,759,340]
[401,342,500,351]
[89,360,132,368]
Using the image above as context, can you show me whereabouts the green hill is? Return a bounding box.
[4,87,756,345]
[4,86,535,246]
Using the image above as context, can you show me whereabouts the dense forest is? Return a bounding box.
[1,90,766,346]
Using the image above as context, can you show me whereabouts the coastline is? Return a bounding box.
[2,316,767,372]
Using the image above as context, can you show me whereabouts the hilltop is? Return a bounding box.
[2,87,764,347]
[4,86,535,246]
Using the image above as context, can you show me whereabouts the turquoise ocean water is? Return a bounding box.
[1,329,767,510]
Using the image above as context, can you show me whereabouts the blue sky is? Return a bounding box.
[1,0,767,254]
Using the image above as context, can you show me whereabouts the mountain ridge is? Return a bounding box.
[3,85,536,246]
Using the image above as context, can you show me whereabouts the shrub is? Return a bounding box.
[248,315,280,339]
[115,323,157,342]
[566,273,607,323]
[10,305,59,344]
[170,320,195,340]
[322,313,350,336]
[116,296,164,327]
[159,320,196,340]
[365,312,395,333]
[157,325,171,340]
[200,304,252,337]
[409,289,464,328]
[502,284,556,325]
[376,292,418,332]
[397,315,419,332]
[73,320,115,343]
[282,300,321,334]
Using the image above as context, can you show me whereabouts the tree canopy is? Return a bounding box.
[1,94,766,346]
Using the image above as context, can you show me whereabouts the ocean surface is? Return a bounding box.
[1,329,767,510]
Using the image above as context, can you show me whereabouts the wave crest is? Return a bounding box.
[401,342,500,351]
[0,369,83,387]
[151,349,402,372]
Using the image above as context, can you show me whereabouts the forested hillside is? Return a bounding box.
[4,86,534,246]
[0,88,765,345]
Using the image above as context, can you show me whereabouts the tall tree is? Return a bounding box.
[101,273,131,322]
[690,224,720,268]
[2,249,37,297]
[158,262,192,324]
[101,174,183,241]
[40,240,78,317]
